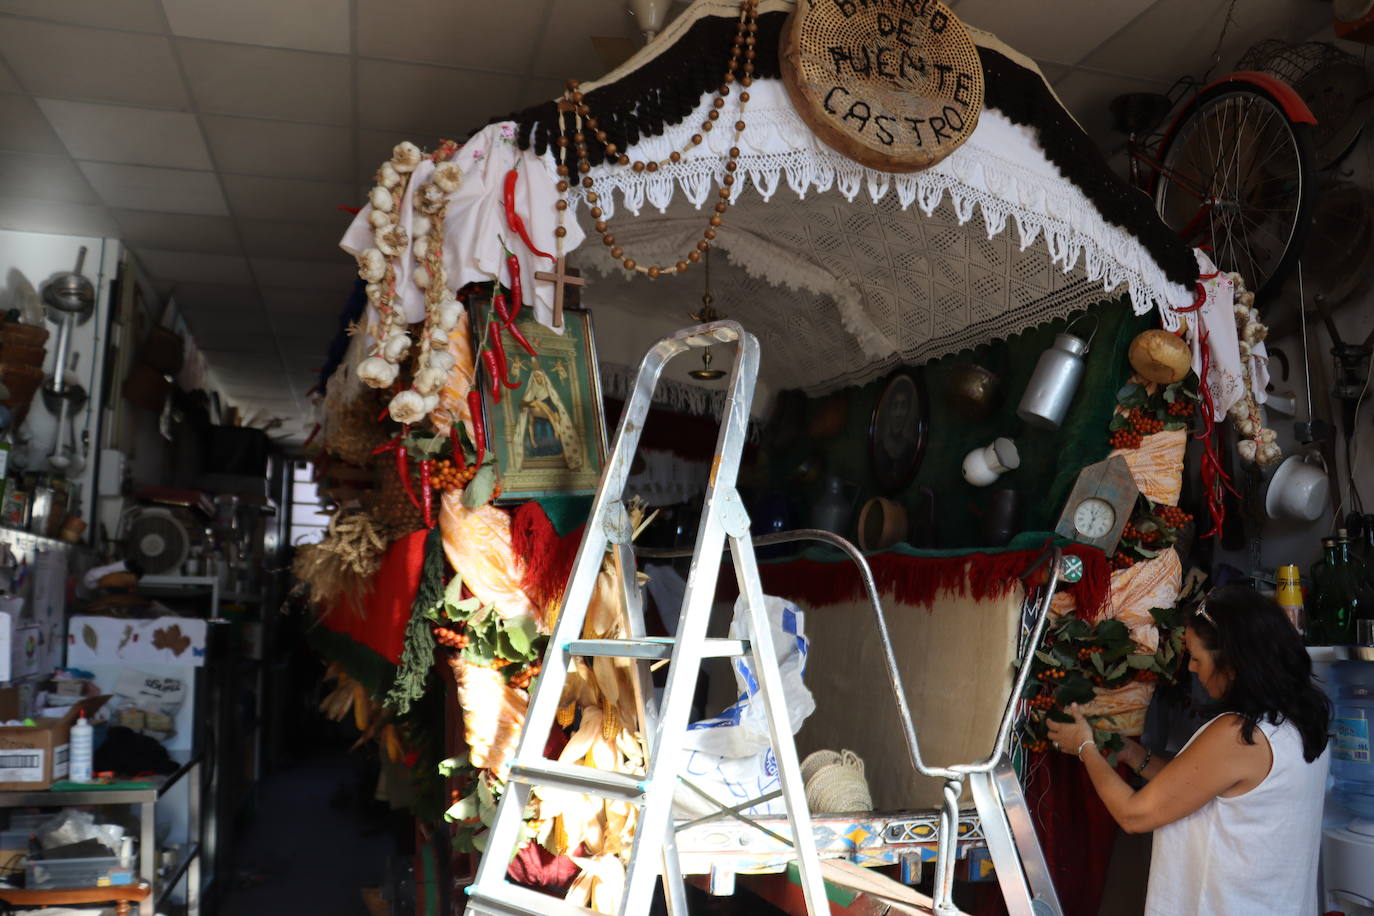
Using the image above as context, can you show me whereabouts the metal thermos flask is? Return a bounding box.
[1017,332,1090,430]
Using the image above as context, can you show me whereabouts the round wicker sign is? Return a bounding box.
[781,0,984,173]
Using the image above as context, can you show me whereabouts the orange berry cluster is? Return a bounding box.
[508,663,541,689]
[1076,646,1105,661]
[1111,551,1136,570]
[1166,400,1195,418]
[432,459,477,491]
[1037,667,1068,682]
[1155,505,1192,528]
[1128,409,1165,435]
[491,658,512,669]
[1109,428,1144,450]
[1021,738,1051,753]
[1134,670,1159,683]
[1028,693,1057,711]
[433,626,470,649]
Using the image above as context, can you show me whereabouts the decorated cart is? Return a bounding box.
[298,0,1281,912]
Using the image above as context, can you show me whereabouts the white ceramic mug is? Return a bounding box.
[1265,452,1329,522]
[962,437,1020,487]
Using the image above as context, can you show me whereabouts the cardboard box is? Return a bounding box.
[0,696,108,791]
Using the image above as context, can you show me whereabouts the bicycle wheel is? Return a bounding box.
[1152,81,1316,301]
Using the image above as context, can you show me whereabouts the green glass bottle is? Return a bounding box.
[1309,531,1374,646]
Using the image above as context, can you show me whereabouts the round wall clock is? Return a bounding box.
[869,367,929,493]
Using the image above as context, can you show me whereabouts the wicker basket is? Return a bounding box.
[0,363,44,424]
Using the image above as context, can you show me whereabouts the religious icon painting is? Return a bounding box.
[469,299,608,503]
[868,366,930,494]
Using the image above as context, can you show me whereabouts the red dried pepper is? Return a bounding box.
[481,350,502,404]
[505,254,525,323]
[467,390,486,468]
[490,327,520,390]
[420,459,434,528]
[503,169,554,261]
[492,291,512,325]
[397,446,422,512]
[371,432,404,455]
[506,321,537,358]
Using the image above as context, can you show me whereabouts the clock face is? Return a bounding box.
[1074,497,1116,539]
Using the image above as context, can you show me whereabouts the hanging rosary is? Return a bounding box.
[553,0,759,279]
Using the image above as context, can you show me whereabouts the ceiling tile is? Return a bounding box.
[202,117,353,181]
[239,217,353,261]
[528,0,638,81]
[0,94,66,155]
[170,282,264,314]
[261,286,345,315]
[79,162,227,215]
[1035,61,1072,84]
[112,210,240,254]
[178,40,352,125]
[162,0,349,53]
[357,0,545,70]
[252,258,356,290]
[0,195,116,237]
[518,79,568,111]
[221,174,356,222]
[0,61,18,93]
[135,249,252,286]
[357,59,521,135]
[182,325,263,352]
[1050,68,1169,145]
[0,152,100,204]
[1077,0,1331,83]
[37,99,211,170]
[0,0,165,31]
[956,0,1154,66]
[0,19,187,108]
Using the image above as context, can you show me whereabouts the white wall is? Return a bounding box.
[0,228,119,538]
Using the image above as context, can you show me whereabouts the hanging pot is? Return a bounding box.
[810,475,859,536]
[1017,317,1097,430]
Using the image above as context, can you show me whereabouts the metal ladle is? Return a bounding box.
[39,247,95,472]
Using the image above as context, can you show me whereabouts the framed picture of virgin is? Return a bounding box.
[470,300,608,503]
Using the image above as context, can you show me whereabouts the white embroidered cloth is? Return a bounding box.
[339,123,586,333]
[1187,251,1269,417]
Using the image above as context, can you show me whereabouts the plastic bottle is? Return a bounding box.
[69,710,92,784]
[1333,680,1374,827]
[1276,564,1306,635]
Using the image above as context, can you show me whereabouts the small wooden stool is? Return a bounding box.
[0,881,151,915]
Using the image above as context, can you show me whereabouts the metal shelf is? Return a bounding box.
[0,753,202,807]
[155,841,201,909]
[0,526,73,553]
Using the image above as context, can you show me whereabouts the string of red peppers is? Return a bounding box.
[1193,332,1237,539]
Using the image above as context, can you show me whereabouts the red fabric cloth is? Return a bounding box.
[319,528,429,664]
[509,501,584,614]
[1024,750,1123,916]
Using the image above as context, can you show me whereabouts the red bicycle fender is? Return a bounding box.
[1199,70,1318,124]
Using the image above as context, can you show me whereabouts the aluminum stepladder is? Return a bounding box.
[465,320,829,916]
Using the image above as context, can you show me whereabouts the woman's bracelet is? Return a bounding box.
[1074,739,1095,757]
[1134,749,1153,776]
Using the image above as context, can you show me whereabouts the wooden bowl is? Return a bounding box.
[857,497,907,551]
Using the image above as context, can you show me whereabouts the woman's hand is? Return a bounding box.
[1044,702,1095,755]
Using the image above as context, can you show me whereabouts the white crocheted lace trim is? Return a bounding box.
[555,79,1192,355]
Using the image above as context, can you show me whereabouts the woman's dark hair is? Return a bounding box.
[1185,584,1331,762]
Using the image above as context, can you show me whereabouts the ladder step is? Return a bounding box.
[565,637,749,660]
[467,882,595,916]
[508,759,646,802]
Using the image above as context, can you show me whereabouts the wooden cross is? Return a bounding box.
[534,256,584,328]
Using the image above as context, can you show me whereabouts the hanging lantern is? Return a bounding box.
[1016,318,1096,431]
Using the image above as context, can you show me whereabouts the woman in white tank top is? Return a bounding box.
[1047,584,1331,915]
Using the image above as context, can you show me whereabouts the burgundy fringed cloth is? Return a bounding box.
[741,541,1109,619]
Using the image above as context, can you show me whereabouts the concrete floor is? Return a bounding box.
[216,750,395,916]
